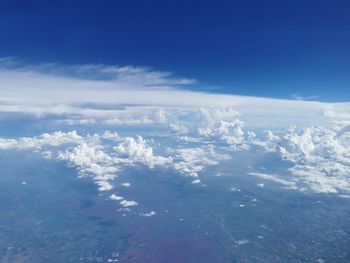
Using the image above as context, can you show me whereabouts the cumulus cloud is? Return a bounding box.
[120,200,138,207]
[1,118,350,197]
[95,180,114,191]
[196,107,246,145]
[57,142,118,191]
[0,128,228,195]
[169,123,189,134]
[114,136,172,168]
[0,126,237,197]
[140,211,156,217]
[100,131,121,142]
[250,125,350,194]
[167,107,251,149]
[0,130,83,150]
[0,130,122,193]
[109,194,124,201]
[276,126,350,193]
[247,130,281,152]
[173,146,230,178]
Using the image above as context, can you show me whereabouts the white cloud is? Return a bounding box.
[109,194,124,201]
[58,143,116,175]
[230,186,240,192]
[140,211,157,217]
[169,123,188,134]
[103,117,155,126]
[95,180,114,192]
[0,130,122,194]
[0,130,83,150]
[248,130,280,152]
[248,172,297,189]
[167,107,250,149]
[114,136,172,168]
[235,239,249,245]
[0,128,235,196]
[174,146,230,178]
[59,118,97,125]
[120,200,138,207]
[189,107,247,146]
[58,142,118,192]
[103,108,167,126]
[0,59,346,131]
[100,131,121,142]
[250,125,350,194]
[276,126,350,193]
[121,182,131,187]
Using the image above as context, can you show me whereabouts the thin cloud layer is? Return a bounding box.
[1,59,349,129]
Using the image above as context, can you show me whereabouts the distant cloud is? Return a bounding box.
[174,146,230,178]
[95,180,114,192]
[290,93,322,101]
[59,118,97,125]
[57,142,118,192]
[140,211,156,217]
[235,239,249,245]
[120,200,138,207]
[276,125,350,193]
[109,194,124,201]
[0,130,83,150]
[114,136,172,168]
[248,123,350,194]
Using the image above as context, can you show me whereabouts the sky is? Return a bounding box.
[0,0,349,101]
[1,3,350,262]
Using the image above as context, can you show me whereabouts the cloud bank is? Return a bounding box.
[1,59,350,206]
[1,58,349,129]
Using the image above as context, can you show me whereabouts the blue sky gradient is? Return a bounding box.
[0,0,349,101]
[1,4,350,261]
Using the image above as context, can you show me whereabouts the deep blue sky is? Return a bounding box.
[0,0,350,101]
